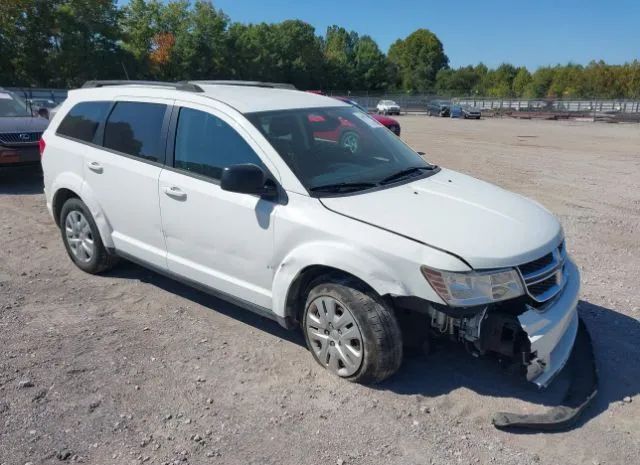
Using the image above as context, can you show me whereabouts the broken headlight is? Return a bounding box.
[421,266,524,307]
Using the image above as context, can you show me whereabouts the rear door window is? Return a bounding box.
[103,101,167,163]
[56,101,111,143]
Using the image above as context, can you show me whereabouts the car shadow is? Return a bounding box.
[105,261,305,347]
[103,261,639,431]
[0,165,44,194]
[377,300,639,431]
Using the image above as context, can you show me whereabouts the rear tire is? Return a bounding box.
[302,276,403,384]
[59,198,118,274]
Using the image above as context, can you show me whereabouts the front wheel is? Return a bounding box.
[302,277,403,384]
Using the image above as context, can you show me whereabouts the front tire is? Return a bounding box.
[59,198,118,274]
[302,277,403,384]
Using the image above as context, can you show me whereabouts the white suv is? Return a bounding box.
[376,99,401,115]
[42,80,579,386]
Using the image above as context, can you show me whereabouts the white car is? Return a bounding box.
[42,80,579,387]
[376,99,401,115]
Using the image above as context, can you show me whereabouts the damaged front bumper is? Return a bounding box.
[519,259,580,388]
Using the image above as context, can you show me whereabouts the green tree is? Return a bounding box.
[0,0,58,86]
[353,36,389,91]
[181,1,229,80]
[323,26,358,89]
[228,20,324,89]
[388,29,448,92]
[481,63,518,97]
[525,66,555,97]
[512,67,531,97]
[435,65,482,96]
[50,0,124,86]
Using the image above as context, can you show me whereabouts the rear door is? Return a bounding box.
[82,98,172,268]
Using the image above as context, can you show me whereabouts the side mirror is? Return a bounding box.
[38,108,50,119]
[220,163,277,199]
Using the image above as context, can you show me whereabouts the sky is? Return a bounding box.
[120,0,640,70]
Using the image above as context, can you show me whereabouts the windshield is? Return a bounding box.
[247,106,434,195]
[0,91,31,117]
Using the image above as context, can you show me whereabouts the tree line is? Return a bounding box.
[1,0,639,98]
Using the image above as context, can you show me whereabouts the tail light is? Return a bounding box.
[39,137,46,158]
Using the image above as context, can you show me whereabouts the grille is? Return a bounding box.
[519,253,554,275]
[0,132,42,146]
[518,242,567,304]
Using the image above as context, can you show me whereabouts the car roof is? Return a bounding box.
[68,82,349,114]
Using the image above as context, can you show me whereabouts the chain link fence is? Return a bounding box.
[5,86,640,122]
[325,90,640,122]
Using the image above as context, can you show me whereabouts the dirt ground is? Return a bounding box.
[1,116,639,465]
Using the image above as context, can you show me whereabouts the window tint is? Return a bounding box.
[56,101,111,142]
[174,107,263,180]
[103,102,167,162]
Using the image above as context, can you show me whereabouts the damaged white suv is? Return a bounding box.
[42,81,580,388]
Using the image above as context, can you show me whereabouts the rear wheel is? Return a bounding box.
[302,277,403,384]
[60,198,118,274]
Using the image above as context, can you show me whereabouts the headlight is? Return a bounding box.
[420,266,524,307]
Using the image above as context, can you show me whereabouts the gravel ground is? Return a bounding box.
[1,117,639,465]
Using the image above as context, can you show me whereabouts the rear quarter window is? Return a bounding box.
[56,101,111,143]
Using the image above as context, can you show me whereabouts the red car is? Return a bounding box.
[333,97,401,137]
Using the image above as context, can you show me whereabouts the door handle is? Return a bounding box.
[87,161,103,173]
[163,186,187,200]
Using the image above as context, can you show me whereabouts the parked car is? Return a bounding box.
[333,97,401,136]
[426,100,450,117]
[42,80,583,390]
[376,99,401,115]
[0,88,48,167]
[461,105,481,119]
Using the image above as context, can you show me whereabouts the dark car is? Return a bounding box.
[426,100,450,117]
[333,97,401,136]
[461,105,481,119]
[0,89,48,167]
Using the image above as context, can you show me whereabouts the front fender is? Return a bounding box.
[271,241,410,320]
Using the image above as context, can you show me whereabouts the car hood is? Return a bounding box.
[320,168,562,269]
[0,116,49,133]
[371,114,399,126]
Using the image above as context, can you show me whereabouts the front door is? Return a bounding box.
[158,103,278,309]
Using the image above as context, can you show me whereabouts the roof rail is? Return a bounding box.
[191,80,297,90]
[81,80,204,93]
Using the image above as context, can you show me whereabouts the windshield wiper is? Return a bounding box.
[379,166,436,185]
[309,182,378,194]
